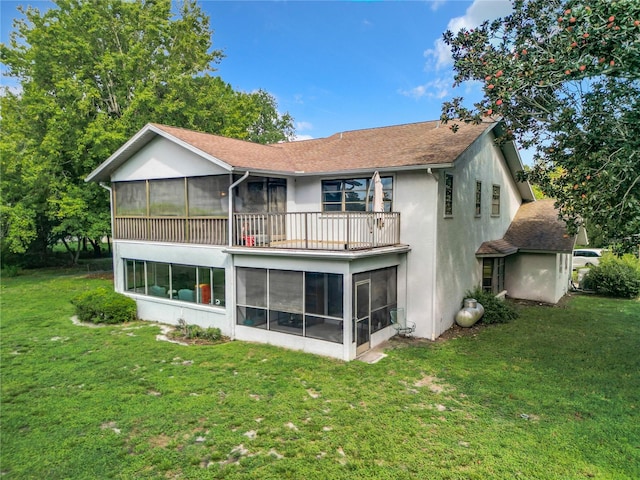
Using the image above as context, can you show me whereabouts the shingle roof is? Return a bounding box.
[152,120,495,174]
[150,124,289,171]
[477,199,575,256]
[504,199,575,252]
[476,239,518,256]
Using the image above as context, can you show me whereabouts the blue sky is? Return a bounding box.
[1,0,514,141]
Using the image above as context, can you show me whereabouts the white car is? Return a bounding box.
[572,249,602,269]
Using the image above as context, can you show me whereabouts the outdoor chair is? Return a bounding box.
[177,289,195,302]
[390,308,415,337]
[149,285,167,297]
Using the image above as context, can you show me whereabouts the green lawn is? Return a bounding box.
[2,269,639,479]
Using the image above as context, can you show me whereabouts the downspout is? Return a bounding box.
[227,171,249,342]
[228,171,250,247]
[428,170,439,341]
[99,182,116,288]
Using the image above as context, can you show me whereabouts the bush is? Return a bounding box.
[583,253,640,299]
[71,288,137,324]
[1,265,21,277]
[175,319,222,342]
[463,287,519,324]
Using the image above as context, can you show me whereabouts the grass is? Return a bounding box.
[1,269,639,479]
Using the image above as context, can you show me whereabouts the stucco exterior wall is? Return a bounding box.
[506,253,570,303]
[434,132,524,337]
[111,137,228,182]
[392,170,438,339]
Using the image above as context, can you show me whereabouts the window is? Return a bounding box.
[475,181,482,217]
[125,259,146,293]
[321,177,393,212]
[236,268,344,343]
[444,173,454,216]
[492,185,501,216]
[125,259,225,306]
[482,258,505,293]
[115,181,146,216]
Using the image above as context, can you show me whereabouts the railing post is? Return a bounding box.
[305,212,308,249]
[346,212,350,250]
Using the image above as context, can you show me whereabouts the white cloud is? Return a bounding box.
[293,134,314,142]
[296,121,313,132]
[424,0,512,70]
[399,76,452,100]
[430,0,447,12]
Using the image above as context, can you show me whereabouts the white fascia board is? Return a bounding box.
[290,164,454,177]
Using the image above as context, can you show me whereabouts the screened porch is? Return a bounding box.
[112,174,401,251]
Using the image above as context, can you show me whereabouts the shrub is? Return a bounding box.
[583,253,640,299]
[463,287,519,324]
[71,288,137,324]
[175,319,222,342]
[1,265,21,277]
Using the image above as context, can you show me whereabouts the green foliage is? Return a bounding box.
[0,0,294,262]
[175,318,223,342]
[464,287,519,324]
[1,265,21,277]
[583,253,640,298]
[71,287,137,324]
[441,0,640,243]
[3,269,639,478]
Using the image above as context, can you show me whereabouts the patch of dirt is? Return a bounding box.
[149,434,172,449]
[85,271,114,280]
[165,331,231,346]
[414,375,447,394]
[437,322,489,341]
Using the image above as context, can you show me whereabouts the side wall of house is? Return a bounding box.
[393,170,439,339]
[434,132,523,338]
[506,252,570,304]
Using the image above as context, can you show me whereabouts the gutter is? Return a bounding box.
[227,171,249,342]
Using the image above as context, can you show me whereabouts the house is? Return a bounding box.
[86,119,574,361]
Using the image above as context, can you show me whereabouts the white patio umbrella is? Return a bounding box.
[372,171,384,213]
[371,171,385,230]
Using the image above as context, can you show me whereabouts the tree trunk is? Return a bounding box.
[88,238,102,257]
[61,237,80,265]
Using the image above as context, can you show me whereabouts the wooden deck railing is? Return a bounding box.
[114,212,401,251]
[115,217,228,245]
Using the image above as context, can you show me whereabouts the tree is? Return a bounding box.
[1,0,294,263]
[440,0,640,248]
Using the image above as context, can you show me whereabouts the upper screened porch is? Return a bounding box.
[112,174,401,251]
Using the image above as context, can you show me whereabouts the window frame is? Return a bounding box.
[321,176,393,213]
[491,184,501,216]
[444,173,454,217]
[124,259,225,307]
[475,181,482,217]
